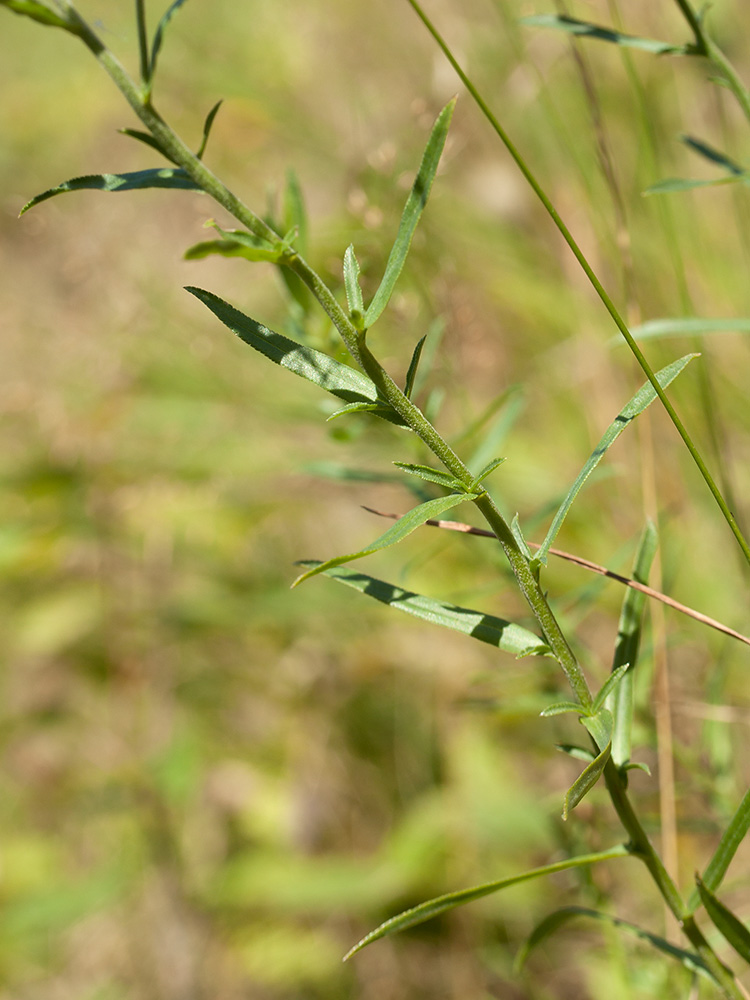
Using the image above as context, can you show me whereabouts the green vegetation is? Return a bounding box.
[2,1,750,997]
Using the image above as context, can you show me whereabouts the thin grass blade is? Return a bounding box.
[644,174,750,194]
[520,15,685,54]
[297,563,551,657]
[608,522,658,766]
[629,317,750,341]
[20,169,202,214]
[696,878,750,964]
[345,846,629,960]
[689,787,750,913]
[516,906,715,981]
[563,742,610,820]
[293,493,476,587]
[364,99,455,328]
[186,287,380,404]
[534,355,697,565]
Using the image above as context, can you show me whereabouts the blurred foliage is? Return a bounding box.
[1,1,750,998]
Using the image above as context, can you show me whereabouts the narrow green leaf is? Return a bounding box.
[344,846,629,960]
[517,906,714,981]
[410,318,445,400]
[540,702,585,718]
[644,174,750,194]
[470,457,506,489]
[581,709,613,753]
[690,787,750,913]
[592,663,630,715]
[393,462,466,491]
[283,169,308,255]
[119,128,181,165]
[186,287,380,405]
[149,0,190,83]
[510,514,532,561]
[343,245,365,322]
[681,135,744,175]
[184,238,283,263]
[0,0,77,30]
[293,493,476,587]
[404,336,426,399]
[296,563,551,658]
[327,401,405,426]
[608,522,658,767]
[535,355,697,565]
[563,742,610,820]
[556,744,596,763]
[364,98,455,327]
[197,100,223,160]
[520,14,685,54]
[623,761,651,776]
[20,168,202,214]
[629,317,750,341]
[696,878,750,964]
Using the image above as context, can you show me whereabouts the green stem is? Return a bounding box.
[405,0,750,569]
[672,0,750,126]
[603,760,743,999]
[134,0,149,87]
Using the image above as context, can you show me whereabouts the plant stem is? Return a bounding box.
[134,0,149,87]
[405,0,750,569]
[603,759,743,999]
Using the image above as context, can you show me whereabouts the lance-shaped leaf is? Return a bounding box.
[364,99,455,328]
[283,169,308,256]
[696,878,750,964]
[343,245,365,326]
[534,354,697,566]
[0,0,78,30]
[393,462,468,492]
[645,174,750,195]
[119,128,181,165]
[293,493,477,587]
[520,14,685,55]
[628,317,750,342]
[681,134,744,175]
[404,336,426,398]
[517,906,715,982]
[20,168,202,214]
[185,224,284,264]
[592,664,630,715]
[563,741,610,821]
[186,287,382,405]
[298,563,551,658]
[344,845,629,960]
[149,0,190,83]
[197,100,223,160]
[689,787,750,913]
[582,709,612,752]
[608,522,658,767]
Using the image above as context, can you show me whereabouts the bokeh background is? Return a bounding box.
[2,1,750,997]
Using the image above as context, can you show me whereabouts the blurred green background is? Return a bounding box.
[2,2,750,997]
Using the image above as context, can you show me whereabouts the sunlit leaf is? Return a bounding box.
[540,701,584,718]
[393,462,466,491]
[345,846,629,960]
[186,287,382,406]
[563,742,610,820]
[520,14,685,55]
[20,168,201,214]
[343,244,365,325]
[185,238,282,263]
[470,457,506,489]
[556,744,596,763]
[293,493,477,587]
[0,0,77,30]
[592,663,630,714]
[297,563,552,658]
[364,98,455,327]
[535,354,697,564]
[696,878,750,964]
[517,906,715,981]
[581,709,612,753]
